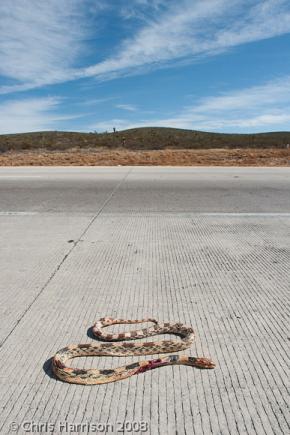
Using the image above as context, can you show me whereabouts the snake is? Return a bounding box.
[52,317,215,385]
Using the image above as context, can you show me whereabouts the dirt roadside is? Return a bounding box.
[0,147,289,166]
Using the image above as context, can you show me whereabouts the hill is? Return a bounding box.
[0,128,290,152]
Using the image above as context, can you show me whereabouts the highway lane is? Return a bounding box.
[0,166,289,213]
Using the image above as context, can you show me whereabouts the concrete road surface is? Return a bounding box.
[0,167,289,435]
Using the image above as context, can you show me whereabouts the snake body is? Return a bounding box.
[52,317,215,385]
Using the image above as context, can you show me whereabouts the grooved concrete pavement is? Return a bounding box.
[0,167,289,435]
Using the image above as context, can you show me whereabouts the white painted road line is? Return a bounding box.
[189,212,290,217]
[0,212,39,216]
[0,175,42,178]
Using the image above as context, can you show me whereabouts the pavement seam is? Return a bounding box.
[75,167,132,243]
[0,167,132,349]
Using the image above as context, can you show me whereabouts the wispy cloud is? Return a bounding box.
[115,104,138,112]
[0,97,81,134]
[83,0,290,80]
[91,76,290,133]
[162,76,290,132]
[119,0,169,21]
[0,0,92,92]
[80,96,117,106]
[1,1,290,94]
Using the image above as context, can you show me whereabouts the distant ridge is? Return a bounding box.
[1,127,290,152]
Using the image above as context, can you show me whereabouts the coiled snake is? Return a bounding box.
[52,317,215,385]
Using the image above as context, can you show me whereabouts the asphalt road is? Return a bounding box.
[0,167,289,435]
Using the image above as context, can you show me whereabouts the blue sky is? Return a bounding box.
[0,0,290,134]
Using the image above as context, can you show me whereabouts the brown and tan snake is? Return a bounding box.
[52,317,215,385]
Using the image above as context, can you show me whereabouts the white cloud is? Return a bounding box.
[191,79,290,114]
[0,0,92,89]
[0,97,81,134]
[91,76,290,133]
[1,1,290,94]
[115,104,138,112]
[83,0,233,78]
[165,76,290,132]
[119,0,170,21]
[83,0,290,81]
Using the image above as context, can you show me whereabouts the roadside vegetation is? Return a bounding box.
[1,127,290,152]
[1,128,289,166]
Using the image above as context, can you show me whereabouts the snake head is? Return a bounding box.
[190,357,216,369]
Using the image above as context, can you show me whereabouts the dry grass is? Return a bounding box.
[1,128,290,153]
[0,147,289,166]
